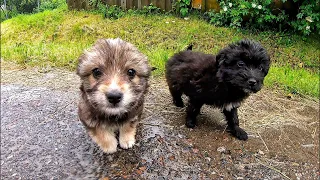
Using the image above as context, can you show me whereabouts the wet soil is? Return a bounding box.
[1,65,319,179]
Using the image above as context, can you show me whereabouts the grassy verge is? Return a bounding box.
[1,6,319,97]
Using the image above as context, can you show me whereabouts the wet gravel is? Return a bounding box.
[0,84,212,179]
[1,67,319,179]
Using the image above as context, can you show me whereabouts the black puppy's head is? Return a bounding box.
[216,39,270,93]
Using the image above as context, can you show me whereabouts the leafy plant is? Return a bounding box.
[175,0,191,17]
[140,3,162,15]
[1,7,19,22]
[97,3,124,19]
[38,0,65,12]
[204,0,320,36]
[290,1,320,36]
[1,0,66,22]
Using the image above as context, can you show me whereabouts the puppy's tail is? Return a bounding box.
[186,44,193,51]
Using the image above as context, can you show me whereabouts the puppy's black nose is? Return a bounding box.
[248,78,257,86]
[106,91,123,104]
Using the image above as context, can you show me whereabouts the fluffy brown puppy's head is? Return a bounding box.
[77,38,151,117]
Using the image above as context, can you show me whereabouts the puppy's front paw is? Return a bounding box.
[101,143,118,154]
[185,118,196,128]
[231,126,248,140]
[88,130,118,154]
[99,137,118,154]
[119,137,135,149]
[174,99,184,108]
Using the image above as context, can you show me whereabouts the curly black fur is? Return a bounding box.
[165,39,270,140]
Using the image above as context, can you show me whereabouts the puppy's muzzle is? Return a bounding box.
[247,78,257,87]
[247,78,261,93]
[106,90,123,105]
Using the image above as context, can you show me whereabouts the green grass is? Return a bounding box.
[1,6,319,97]
[265,66,319,97]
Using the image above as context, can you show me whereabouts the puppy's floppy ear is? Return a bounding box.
[216,52,225,66]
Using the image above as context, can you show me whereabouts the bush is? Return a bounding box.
[39,0,65,12]
[95,2,163,19]
[204,0,320,36]
[16,0,38,13]
[1,0,65,22]
[290,2,320,35]
[175,0,192,17]
[1,7,19,22]
[96,3,125,19]
[140,3,162,15]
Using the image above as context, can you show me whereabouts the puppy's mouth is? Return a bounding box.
[243,86,260,94]
[109,103,120,108]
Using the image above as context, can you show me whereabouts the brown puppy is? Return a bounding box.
[77,38,151,153]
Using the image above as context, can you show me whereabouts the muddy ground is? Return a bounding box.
[1,64,319,179]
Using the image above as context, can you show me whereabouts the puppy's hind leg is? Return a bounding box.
[223,108,248,140]
[88,126,118,154]
[169,85,184,107]
[185,99,203,128]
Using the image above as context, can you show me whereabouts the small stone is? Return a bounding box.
[192,148,199,154]
[292,162,300,166]
[235,164,246,172]
[107,156,113,161]
[258,150,264,155]
[295,173,302,180]
[136,169,143,175]
[169,155,175,161]
[217,146,226,153]
[301,144,314,148]
[139,166,146,171]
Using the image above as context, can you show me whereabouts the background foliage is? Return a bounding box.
[1,0,319,97]
[204,0,320,36]
[2,0,319,36]
[1,0,65,21]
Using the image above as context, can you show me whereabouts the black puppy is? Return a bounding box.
[165,39,270,140]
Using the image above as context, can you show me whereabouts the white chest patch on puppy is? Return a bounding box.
[223,102,241,111]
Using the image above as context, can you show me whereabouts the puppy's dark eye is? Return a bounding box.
[237,61,245,67]
[258,65,264,71]
[92,68,102,79]
[127,69,136,79]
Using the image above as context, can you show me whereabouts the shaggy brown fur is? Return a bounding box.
[165,39,270,140]
[77,38,151,153]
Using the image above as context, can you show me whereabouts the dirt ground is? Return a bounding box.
[1,62,319,179]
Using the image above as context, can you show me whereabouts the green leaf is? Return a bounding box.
[180,8,188,17]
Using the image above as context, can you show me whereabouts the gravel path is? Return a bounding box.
[1,66,319,179]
